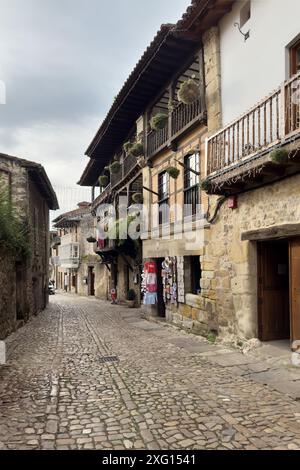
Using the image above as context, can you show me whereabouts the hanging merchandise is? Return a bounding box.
[161,257,178,306]
[142,261,158,305]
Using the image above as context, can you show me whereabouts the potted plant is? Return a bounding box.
[130,142,144,158]
[132,192,143,204]
[110,161,121,174]
[177,78,199,105]
[104,166,110,174]
[269,148,288,164]
[201,179,212,192]
[123,141,133,155]
[150,113,168,131]
[99,175,109,188]
[166,166,180,179]
[126,289,136,308]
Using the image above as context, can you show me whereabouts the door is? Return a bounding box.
[156,258,166,318]
[290,238,300,342]
[88,267,95,296]
[258,241,290,341]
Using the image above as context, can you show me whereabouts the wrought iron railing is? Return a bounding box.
[207,72,300,175]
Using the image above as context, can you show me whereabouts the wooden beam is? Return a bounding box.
[242,223,300,241]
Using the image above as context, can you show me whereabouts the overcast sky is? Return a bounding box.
[0,0,191,213]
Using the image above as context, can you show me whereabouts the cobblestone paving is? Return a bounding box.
[0,294,300,450]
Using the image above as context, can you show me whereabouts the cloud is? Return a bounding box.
[0,0,191,209]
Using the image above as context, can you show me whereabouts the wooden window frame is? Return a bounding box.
[290,38,300,77]
[158,171,169,226]
[183,152,200,217]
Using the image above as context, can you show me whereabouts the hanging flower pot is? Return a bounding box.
[132,193,143,204]
[269,148,288,164]
[201,179,212,192]
[150,113,168,131]
[104,166,110,174]
[123,141,133,155]
[99,175,109,188]
[137,156,147,168]
[86,236,97,244]
[110,161,121,174]
[166,166,180,179]
[130,142,144,158]
[177,78,199,105]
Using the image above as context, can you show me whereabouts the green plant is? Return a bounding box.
[207,331,217,344]
[0,182,30,258]
[132,193,143,204]
[123,141,133,155]
[177,78,199,105]
[127,289,136,301]
[130,142,144,158]
[269,148,288,164]
[150,113,168,131]
[99,175,109,188]
[110,161,121,174]
[201,179,212,192]
[166,166,180,179]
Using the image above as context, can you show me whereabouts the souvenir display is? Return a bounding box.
[142,261,158,305]
[177,256,185,303]
[161,257,178,305]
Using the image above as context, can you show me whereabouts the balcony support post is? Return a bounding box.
[168,83,175,143]
[198,47,206,114]
[280,82,287,141]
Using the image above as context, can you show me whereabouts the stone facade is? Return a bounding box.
[0,153,58,339]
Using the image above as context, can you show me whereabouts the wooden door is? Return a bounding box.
[258,241,290,341]
[290,238,300,342]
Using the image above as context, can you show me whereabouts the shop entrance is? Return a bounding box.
[156,258,166,318]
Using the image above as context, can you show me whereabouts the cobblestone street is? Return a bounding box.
[0,293,300,450]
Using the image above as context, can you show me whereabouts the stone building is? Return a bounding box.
[0,153,58,339]
[201,0,300,344]
[78,1,232,311]
[53,202,106,297]
[78,0,300,346]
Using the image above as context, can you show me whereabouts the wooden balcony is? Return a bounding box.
[206,72,300,194]
[110,152,140,190]
[146,96,205,158]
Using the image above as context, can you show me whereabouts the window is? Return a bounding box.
[158,171,169,225]
[184,256,202,295]
[290,39,300,76]
[184,152,200,217]
[240,1,251,28]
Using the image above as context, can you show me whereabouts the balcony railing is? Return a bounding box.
[146,96,204,158]
[110,152,140,189]
[207,72,300,176]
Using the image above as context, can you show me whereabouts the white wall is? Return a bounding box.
[220,0,300,125]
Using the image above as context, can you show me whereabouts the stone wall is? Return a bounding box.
[0,250,16,339]
[0,155,52,339]
[198,173,300,340]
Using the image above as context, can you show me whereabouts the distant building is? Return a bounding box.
[53,202,105,297]
[0,153,58,339]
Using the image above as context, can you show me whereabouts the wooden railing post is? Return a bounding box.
[280,82,286,141]
[168,83,174,143]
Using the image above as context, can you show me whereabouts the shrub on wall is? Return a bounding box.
[0,183,30,257]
